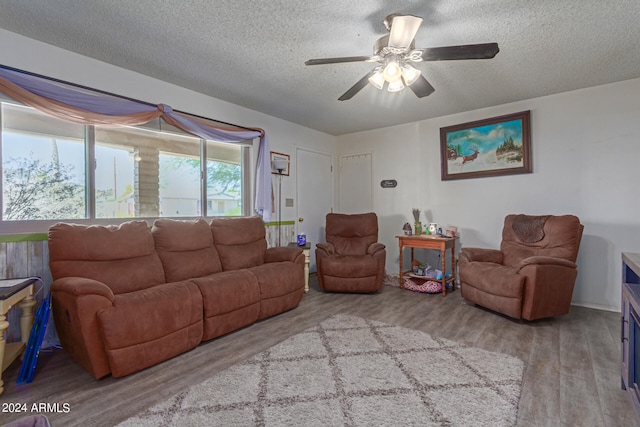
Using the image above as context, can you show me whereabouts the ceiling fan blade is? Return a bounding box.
[338,70,377,101]
[408,75,435,98]
[305,56,372,66]
[388,15,423,50]
[416,43,500,61]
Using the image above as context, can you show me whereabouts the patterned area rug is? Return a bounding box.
[118,314,524,426]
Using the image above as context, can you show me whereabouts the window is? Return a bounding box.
[94,138,136,219]
[95,124,206,218]
[1,102,86,220]
[0,100,249,222]
[159,151,201,217]
[205,140,242,216]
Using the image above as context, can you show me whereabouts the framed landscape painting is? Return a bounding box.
[440,110,531,181]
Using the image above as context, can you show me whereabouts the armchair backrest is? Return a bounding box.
[326,212,379,256]
[500,214,583,267]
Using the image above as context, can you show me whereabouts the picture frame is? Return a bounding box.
[440,110,531,181]
[270,151,290,176]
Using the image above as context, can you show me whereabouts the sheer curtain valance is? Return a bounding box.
[0,66,272,221]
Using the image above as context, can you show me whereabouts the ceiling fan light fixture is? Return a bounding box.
[387,78,405,93]
[368,68,385,90]
[401,63,421,86]
[382,60,402,82]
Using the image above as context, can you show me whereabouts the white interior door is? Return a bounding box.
[296,148,333,272]
[339,153,372,213]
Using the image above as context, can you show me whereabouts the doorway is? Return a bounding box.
[339,153,372,214]
[296,148,333,272]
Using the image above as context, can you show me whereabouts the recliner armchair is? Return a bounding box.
[316,212,386,293]
[459,214,583,320]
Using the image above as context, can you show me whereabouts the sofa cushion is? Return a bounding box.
[210,217,266,270]
[191,270,261,340]
[249,262,304,300]
[97,280,203,377]
[152,218,223,282]
[249,262,304,319]
[48,221,165,294]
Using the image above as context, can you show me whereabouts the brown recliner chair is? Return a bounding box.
[316,212,386,293]
[459,214,583,320]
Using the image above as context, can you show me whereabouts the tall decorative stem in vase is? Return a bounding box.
[412,208,422,235]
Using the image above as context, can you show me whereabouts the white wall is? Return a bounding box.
[337,78,640,311]
[0,29,337,230]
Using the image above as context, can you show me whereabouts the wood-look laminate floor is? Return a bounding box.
[1,276,638,427]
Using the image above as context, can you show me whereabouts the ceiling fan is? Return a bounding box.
[305,14,500,101]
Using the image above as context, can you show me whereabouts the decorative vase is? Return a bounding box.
[414,221,423,235]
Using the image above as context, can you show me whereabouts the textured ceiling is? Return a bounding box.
[1,1,639,135]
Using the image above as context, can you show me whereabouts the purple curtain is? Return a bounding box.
[0,67,272,221]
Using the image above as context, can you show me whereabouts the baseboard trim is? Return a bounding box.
[571,301,619,313]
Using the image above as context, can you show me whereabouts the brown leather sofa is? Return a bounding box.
[459,214,583,320]
[48,217,304,379]
[316,212,386,293]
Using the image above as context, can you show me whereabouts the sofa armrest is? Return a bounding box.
[50,277,115,379]
[367,242,386,255]
[51,277,115,301]
[316,242,336,255]
[517,257,579,320]
[518,256,577,270]
[265,246,303,263]
[460,247,503,264]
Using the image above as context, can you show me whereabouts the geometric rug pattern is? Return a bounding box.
[118,314,524,426]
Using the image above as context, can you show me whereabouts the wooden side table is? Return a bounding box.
[396,235,457,296]
[0,278,37,395]
[288,242,310,293]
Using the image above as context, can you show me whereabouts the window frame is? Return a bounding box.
[0,97,252,234]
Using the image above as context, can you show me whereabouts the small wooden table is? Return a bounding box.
[396,235,457,296]
[0,278,37,395]
[288,242,310,293]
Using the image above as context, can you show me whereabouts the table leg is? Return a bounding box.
[451,243,456,292]
[304,253,310,293]
[441,245,447,297]
[19,295,36,345]
[0,284,35,395]
[0,314,8,395]
[398,242,404,287]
